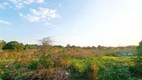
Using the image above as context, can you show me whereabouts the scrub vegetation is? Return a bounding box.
[0,38,142,80]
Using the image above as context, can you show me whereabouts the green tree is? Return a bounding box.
[97,45,104,50]
[66,44,71,48]
[130,41,142,78]
[3,41,24,51]
[24,44,38,50]
[137,41,142,56]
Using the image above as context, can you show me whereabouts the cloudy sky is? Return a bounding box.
[0,0,142,46]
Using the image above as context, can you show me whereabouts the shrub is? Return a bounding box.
[67,58,94,80]
[137,41,142,56]
[39,54,53,68]
[28,60,38,70]
[26,68,68,80]
[130,57,142,78]
[96,60,131,80]
[3,41,24,52]
[0,72,11,80]
[14,63,24,69]
[131,41,142,78]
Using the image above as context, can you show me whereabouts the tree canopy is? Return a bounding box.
[3,41,24,51]
[0,40,6,50]
[137,41,142,56]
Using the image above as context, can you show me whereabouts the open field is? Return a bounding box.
[1,0,142,79]
[0,39,141,80]
[0,50,142,80]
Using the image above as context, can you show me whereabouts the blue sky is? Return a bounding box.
[0,0,142,46]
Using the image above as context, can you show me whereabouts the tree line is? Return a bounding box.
[0,38,140,56]
[0,40,38,52]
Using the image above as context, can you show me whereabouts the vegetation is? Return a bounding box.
[130,41,142,78]
[0,39,141,80]
[2,41,24,52]
[0,40,6,51]
[137,41,142,56]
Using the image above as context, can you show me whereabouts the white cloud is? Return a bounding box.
[10,0,45,9]
[0,2,9,9]
[59,4,62,7]
[20,7,59,25]
[44,22,50,25]
[36,0,44,3]
[0,20,11,25]
[19,13,23,16]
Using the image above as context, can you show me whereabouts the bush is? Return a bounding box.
[67,58,95,80]
[137,41,142,56]
[28,60,38,70]
[130,57,142,78]
[0,72,11,80]
[131,41,142,78]
[96,60,131,80]
[3,41,24,52]
[14,63,24,69]
[39,54,53,68]
[26,68,68,80]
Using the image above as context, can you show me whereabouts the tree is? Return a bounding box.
[0,40,6,50]
[24,44,38,50]
[2,41,24,51]
[131,41,142,77]
[137,41,142,56]
[39,37,53,55]
[97,45,104,50]
[66,44,71,48]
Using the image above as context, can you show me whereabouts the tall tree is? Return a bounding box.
[0,40,6,50]
[39,37,53,56]
[137,41,142,56]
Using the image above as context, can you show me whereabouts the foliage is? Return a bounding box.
[67,57,99,80]
[39,54,53,68]
[130,62,142,78]
[0,39,141,80]
[0,40,6,50]
[0,72,11,80]
[130,41,142,78]
[137,41,142,56]
[24,44,38,50]
[39,37,53,55]
[96,60,131,80]
[0,54,140,80]
[28,60,38,69]
[2,41,24,51]
[14,63,24,69]
[130,56,142,77]
[26,68,68,80]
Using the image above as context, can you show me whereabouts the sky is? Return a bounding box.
[0,0,142,47]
